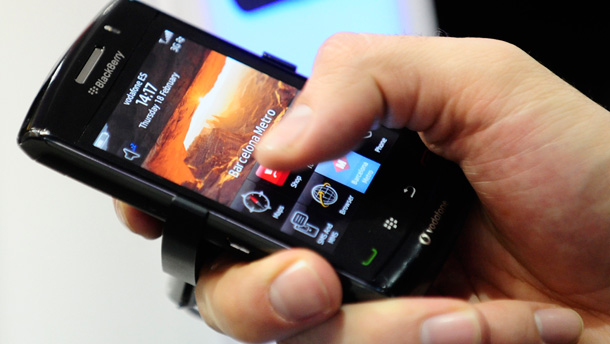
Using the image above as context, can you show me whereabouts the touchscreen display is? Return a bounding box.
[93,29,399,253]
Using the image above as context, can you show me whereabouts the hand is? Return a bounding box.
[117,34,610,343]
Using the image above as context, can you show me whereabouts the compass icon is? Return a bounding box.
[241,191,272,213]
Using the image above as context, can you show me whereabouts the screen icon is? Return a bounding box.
[256,165,290,186]
[311,182,338,208]
[93,125,110,150]
[290,211,319,238]
[158,30,174,44]
[333,157,350,172]
[241,190,272,213]
[123,147,140,161]
[315,152,380,193]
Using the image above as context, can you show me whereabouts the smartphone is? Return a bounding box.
[18,0,473,301]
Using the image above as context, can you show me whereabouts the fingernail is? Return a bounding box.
[421,310,481,344]
[535,308,583,344]
[261,104,312,151]
[269,260,330,322]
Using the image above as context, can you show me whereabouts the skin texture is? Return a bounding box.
[116,34,610,343]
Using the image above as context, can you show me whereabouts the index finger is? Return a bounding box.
[254,33,554,170]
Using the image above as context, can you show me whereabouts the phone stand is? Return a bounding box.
[161,202,222,286]
[167,276,198,314]
[161,202,225,312]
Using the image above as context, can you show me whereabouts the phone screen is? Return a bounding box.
[91,28,401,259]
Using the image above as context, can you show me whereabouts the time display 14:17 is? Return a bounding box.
[135,80,160,107]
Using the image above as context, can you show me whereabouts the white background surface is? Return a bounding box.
[0,1,435,343]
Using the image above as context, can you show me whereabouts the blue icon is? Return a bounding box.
[314,152,380,193]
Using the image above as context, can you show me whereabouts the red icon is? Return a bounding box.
[256,165,290,186]
[333,157,350,172]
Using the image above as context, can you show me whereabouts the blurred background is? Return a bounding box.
[434,1,609,110]
[1,1,607,343]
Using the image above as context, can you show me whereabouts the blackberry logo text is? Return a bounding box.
[88,51,125,95]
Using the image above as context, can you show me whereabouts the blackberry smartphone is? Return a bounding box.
[18,0,473,301]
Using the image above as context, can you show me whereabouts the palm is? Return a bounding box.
[432,92,610,327]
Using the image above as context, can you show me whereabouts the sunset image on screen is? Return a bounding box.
[141,51,298,205]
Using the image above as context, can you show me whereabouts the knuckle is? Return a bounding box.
[464,37,534,71]
[316,32,374,63]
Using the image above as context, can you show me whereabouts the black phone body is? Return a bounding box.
[18,0,473,301]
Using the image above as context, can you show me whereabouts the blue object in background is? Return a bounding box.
[234,0,283,11]
[200,0,417,76]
